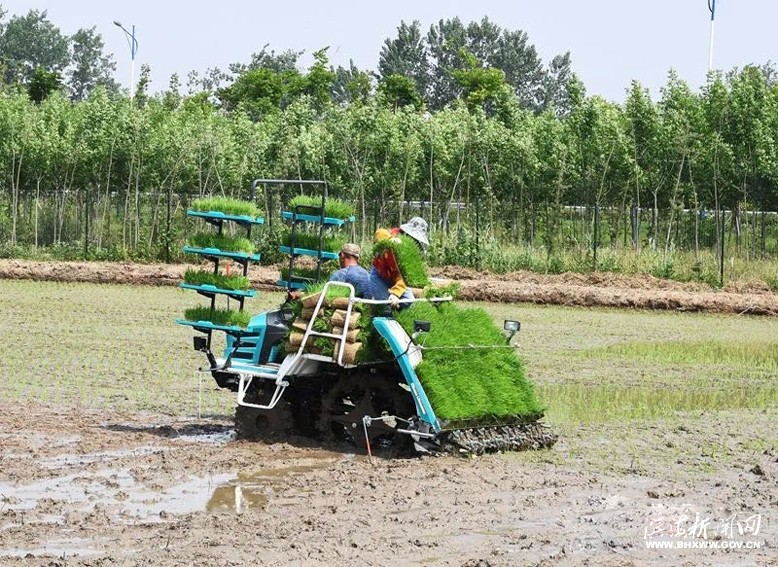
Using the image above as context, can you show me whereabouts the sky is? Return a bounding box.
[3,0,776,101]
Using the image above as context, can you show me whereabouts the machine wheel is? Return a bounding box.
[318,371,416,456]
[235,400,294,442]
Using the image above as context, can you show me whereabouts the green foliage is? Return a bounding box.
[183,306,251,328]
[451,49,509,111]
[373,234,430,287]
[282,231,346,252]
[68,26,116,100]
[0,8,69,84]
[218,67,297,117]
[190,197,261,218]
[27,67,62,103]
[377,74,423,110]
[188,232,255,254]
[395,301,543,422]
[183,269,250,290]
[287,195,355,219]
[423,281,460,299]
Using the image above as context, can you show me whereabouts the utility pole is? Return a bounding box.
[114,21,139,98]
[707,0,717,72]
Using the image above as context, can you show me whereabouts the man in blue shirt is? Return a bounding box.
[329,243,374,298]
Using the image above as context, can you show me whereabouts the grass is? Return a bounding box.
[281,231,346,253]
[188,232,255,254]
[373,234,430,288]
[183,306,252,328]
[183,269,250,290]
[478,301,778,424]
[429,235,778,290]
[288,195,355,219]
[394,301,542,424]
[190,197,261,218]
[585,340,778,371]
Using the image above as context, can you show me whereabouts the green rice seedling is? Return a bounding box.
[281,231,346,252]
[183,269,250,290]
[423,282,460,299]
[190,197,261,218]
[280,266,332,283]
[188,232,255,254]
[184,306,251,328]
[373,234,430,288]
[288,195,355,219]
[394,302,542,424]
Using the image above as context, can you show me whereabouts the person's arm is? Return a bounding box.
[388,276,407,298]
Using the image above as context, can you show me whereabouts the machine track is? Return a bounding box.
[439,422,558,455]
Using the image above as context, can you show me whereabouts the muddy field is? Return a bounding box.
[2,258,777,315]
[0,403,774,566]
[0,279,776,565]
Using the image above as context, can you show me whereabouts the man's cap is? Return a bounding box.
[400,217,429,247]
[340,243,361,258]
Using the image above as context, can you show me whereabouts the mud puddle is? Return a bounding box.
[206,465,326,513]
[102,422,236,444]
[0,460,338,526]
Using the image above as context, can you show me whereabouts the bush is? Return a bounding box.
[650,259,675,280]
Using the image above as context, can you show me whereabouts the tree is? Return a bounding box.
[451,50,508,113]
[426,18,468,109]
[68,26,116,100]
[0,9,69,84]
[378,20,428,98]
[27,67,62,103]
[492,28,545,110]
[377,74,422,110]
[304,48,335,110]
[134,64,151,105]
[332,60,372,105]
[425,17,546,111]
[230,45,302,75]
[541,52,576,115]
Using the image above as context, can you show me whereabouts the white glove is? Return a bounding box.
[388,294,401,309]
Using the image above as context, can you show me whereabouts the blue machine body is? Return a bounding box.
[372,317,442,432]
[221,310,441,432]
[224,312,281,366]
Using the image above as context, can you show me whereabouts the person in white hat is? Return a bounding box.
[399,216,429,249]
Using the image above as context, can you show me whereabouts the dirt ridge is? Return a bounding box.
[1,258,777,316]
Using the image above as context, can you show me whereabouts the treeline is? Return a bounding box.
[1,62,776,258]
[0,8,776,281]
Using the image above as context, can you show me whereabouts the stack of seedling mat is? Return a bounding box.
[277,194,355,291]
[284,281,376,364]
[176,197,264,337]
[394,300,544,427]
